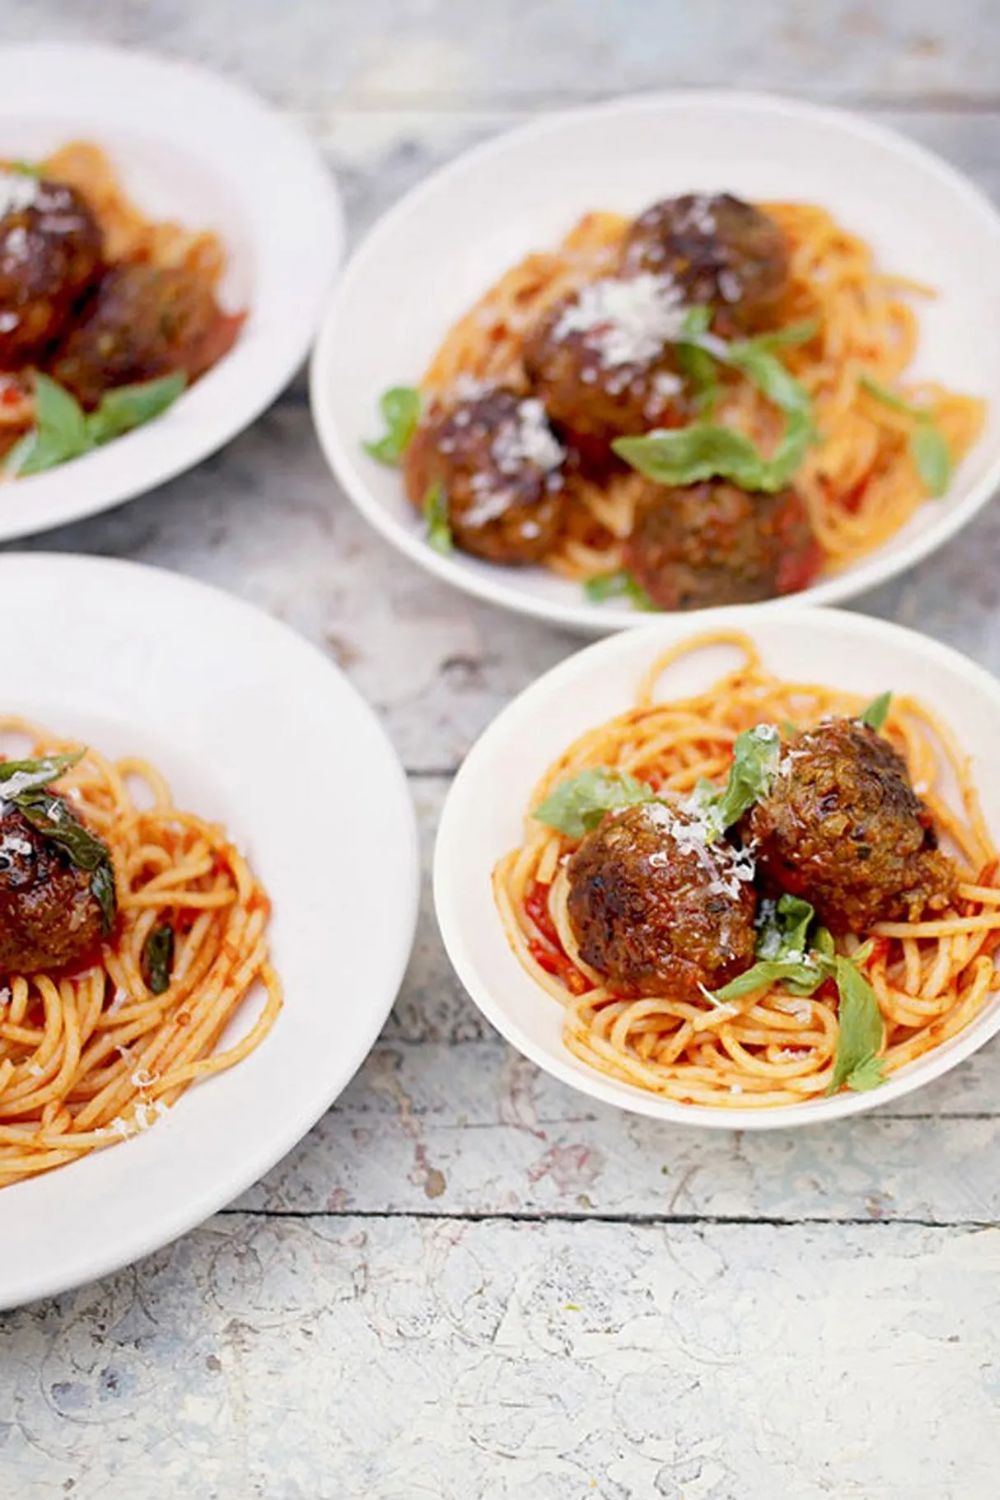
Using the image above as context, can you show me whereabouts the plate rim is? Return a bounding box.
[311,87,1000,635]
[433,603,1000,1130]
[0,41,345,543]
[0,551,419,1308]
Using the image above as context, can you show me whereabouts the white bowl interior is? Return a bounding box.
[0,44,343,541]
[313,92,1000,633]
[434,607,1000,1128]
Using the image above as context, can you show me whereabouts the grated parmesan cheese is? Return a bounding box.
[492,398,565,475]
[553,273,686,367]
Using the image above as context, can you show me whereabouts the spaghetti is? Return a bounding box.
[0,719,281,1184]
[494,630,1000,1108]
[421,203,984,582]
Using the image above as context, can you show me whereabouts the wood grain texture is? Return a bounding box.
[1,4,1000,1495]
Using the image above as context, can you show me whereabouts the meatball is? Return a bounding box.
[621,194,788,333]
[745,719,957,933]
[0,801,107,973]
[403,385,566,564]
[522,274,688,451]
[50,261,241,407]
[624,479,823,610]
[0,172,103,365]
[566,800,757,999]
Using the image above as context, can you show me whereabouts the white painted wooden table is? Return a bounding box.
[2,5,1000,1496]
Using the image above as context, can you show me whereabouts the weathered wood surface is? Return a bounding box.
[2,2,1000,1496]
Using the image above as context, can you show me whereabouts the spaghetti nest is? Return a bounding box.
[0,720,281,1185]
[494,631,1000,1109]
[422,204,984,581]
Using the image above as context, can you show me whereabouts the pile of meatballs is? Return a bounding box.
[404,192,822,608]
[565,717,956,1001]
[0,164,233,416]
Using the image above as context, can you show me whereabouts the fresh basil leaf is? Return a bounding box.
[713,954,825,1002]
[859,374,924,419]
[699,724,781,838]
[680,306,713,338]
[583,569,655,610]
[10,375,93,477]
[7,159,40,176]
[142,925,175,995]
[614,408,810,494]
[676,341,719,414]
[364,385,422,466]
[725,340,811,417]
[756,893,815,962]
[423,481,452,554]
[745,320,818,352]
[910,423,952,497]
[86,372,186,446]
[827,955,885,1095]
[14,789,117,932]
[0,750,83,798]
[533,767,656,840]
[860,691,892,731]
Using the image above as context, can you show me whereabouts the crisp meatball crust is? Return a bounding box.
[745,719,957,933]
[50,261,240,407]
[522,274,688,451]
[0,801,106,973]
[0,173,103,364]
[625,479,823,610]
[566,800,757,999]
[621,194,788,333]
[403,385,566,564]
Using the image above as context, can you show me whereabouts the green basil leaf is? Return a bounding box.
[827,955,885,1095]
[533,766,656,839]
[423,481,453,554]
[724,340,811,417]
[85,372,186,445]
[910,423,952,497]
[142,924,175,995]
[583,569,655,610]
[699,724,781,837]
[860,691,892,731]
[756,893,815,962]
[680,306,713,338]
[14,789,117,932]
[676,341,719,414]
[859,374,924,419]
[363,385,422,466]
[10,375,93,477]
[8,159,40,176]
[745,320,818,352]
[0,750,84,797]
[614,407,811,494]
[713,954,826,1003]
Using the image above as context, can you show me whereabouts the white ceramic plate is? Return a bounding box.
[0,43,343,541]
[0,553,418,1308]
[312,91,1000,634]
[434,607,1000,1129]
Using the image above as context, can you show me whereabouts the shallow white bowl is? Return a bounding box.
[0,554,418,1308]
[312,91,1000,634]
[0,43,343,541]
[434,607,1000,1128]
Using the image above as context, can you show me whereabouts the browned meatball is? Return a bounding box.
[0,801,108,973]
[566,801,757,999]
[50,261,242,407]
[745,719,957,934]
[0,173,103,365]
[621,194,788,333]
[403,385,566,564]
[522,274,688,451]
[625,479,823,610]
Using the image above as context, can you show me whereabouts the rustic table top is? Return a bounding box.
[2,4,1000,1497]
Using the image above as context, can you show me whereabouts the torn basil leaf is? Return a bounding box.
[583,569,655,610]
[14,788,117,932]
[533,767,656,840]
[613,407,812,494]
[712,953,826,1003]
[827,955,885,1094]
[86,372,186,445]
[142,925,175,995]
[910,423,952,497]
[423,481,452,553]
[860,691,892,731]
[0,750,84,798]
[697,724,781,838]
[8,371,188,478]
[364,385,422,466]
